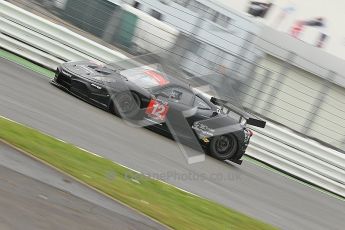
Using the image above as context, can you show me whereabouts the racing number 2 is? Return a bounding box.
[145,99,169,121]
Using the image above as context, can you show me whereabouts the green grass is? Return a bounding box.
[0,49,55,78]
[0,117,278,230]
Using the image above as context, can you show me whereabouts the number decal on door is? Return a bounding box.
[145,99,169,121]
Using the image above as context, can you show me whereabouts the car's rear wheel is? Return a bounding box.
[111,92,141,119]
[209,134,238,161]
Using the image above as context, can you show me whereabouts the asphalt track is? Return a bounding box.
[0,58,344,230]
[0,142,165,230]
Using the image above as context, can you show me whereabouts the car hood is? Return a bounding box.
[62,61,117,78]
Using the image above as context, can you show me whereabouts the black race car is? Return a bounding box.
[51,60,266,164]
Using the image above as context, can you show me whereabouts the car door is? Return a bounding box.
[187,95,215,124]
[152,86,199,144]
[88,77,112,107]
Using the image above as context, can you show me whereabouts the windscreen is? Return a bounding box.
[120,68,170,89]
[107,53,246,114]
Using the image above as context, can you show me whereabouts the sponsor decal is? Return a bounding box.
[192,122,215,137]
[202,137,210,143]
[145,99,169,121]
[91,83,102,90]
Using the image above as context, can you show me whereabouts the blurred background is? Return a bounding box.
[5,0,345,152]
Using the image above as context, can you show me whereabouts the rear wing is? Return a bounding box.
[210,97,266,128]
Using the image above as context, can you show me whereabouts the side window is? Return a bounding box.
[194,96,211,110]
[156,87,194,105]
[172,87,194,105]
[133,1,141,9]
[156,87,172,98]
[150,9,163,20]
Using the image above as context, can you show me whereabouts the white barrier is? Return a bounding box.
[0,0,127,69]
[0,16,104,61]
[253,123,345,171]
[248,122,345,197]
[0,32,62,69]
[247,145,345,197]
[1,1,344,197]
[251,131,345,184]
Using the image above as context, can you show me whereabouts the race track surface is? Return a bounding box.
[0,143,165,230]
[0,58,344,230]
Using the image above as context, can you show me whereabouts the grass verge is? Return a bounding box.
[0,117,278,230]
[0,49,55,78]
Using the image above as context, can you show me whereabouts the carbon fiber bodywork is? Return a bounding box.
[52,61,264,164]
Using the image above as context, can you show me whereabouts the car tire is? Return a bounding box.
[209,134,238,161]
[111,92,141,119]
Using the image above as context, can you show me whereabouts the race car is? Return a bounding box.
[51,60,266,164]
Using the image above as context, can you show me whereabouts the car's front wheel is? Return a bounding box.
[111,92,141,119]
[209,134,238,161]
